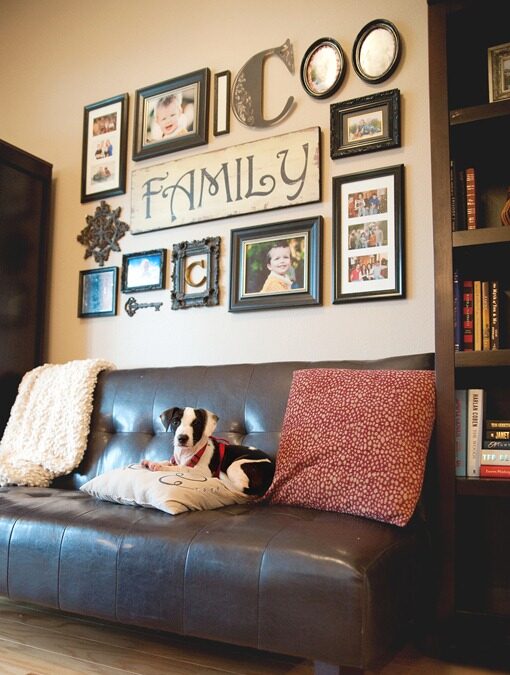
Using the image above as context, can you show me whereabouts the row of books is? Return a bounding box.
[455,389,510,478]
[450,163,478,231]
[453,273,499,351]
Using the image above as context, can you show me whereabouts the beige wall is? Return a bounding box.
[0,0,434,368]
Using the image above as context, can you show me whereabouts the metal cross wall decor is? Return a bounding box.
[77,201,129,266]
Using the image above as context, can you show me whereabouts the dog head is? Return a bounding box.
[160,406,219,463]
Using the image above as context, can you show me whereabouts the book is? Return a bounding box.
[473,280,482,351]
[483,440,510,449]
[486,420,510,429]
[454,390,467,476]
[465,167,477,229]
[490,281,499,350]
[450,160,457,231]
[453,269,462,351]
[480,465,510,479]
[462,280,474,351]
[481,281,490,350]
[486,429,510,440]
[467,388,484,477]
[481,449,510,464]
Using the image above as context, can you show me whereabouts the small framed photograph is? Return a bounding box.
[330,89,400,159]
[171,237,220,309]
[488,42,510,103]
[78,267,118,318]
[121,249,166,293]
[81,93,128,203]
[214,70,231,136]
[133,68,210,161]
[352,19,401,84]
[333,165,404,303]
[229,216,322,312]
[300,37,346,99]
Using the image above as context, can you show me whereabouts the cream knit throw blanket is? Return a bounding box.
[0,359,115,487]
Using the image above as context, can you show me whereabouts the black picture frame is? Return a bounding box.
[171,236,220,309]
[81,93,129,203]
[488,42,510,103]
[121,249,166,294]
[352,19,401,84]
[330,89,401,159]
[78,267,118,318]
[300,37,346,99]
[213,70,231,136]
[133,68,210,161]
[229,216,322,313]
[333,165,404,303]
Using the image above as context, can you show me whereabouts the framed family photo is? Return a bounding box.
[121,249,166,293]
[78,267,118,318]
[81,93,128,203]
[332,165,404,303]
[133,68,210,161]
[330,89,400,159]
[171,237,220,310]
[229,216,322,312]
[488,42,510,102]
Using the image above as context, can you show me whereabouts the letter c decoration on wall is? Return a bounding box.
[232,38,295,128]
[184,260,207,288]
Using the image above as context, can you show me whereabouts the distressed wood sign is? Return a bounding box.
[130,127,320,234]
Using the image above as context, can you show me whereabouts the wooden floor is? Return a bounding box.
[0,598,506,675]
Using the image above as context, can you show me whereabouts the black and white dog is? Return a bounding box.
[141,407,275,497]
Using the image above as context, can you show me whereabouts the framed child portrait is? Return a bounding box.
[333,165,404,303]
[229,216,322,312]
[78,267,118,318]
[132,68,210,161]
[121,249,166,293]
[80,93,129,203]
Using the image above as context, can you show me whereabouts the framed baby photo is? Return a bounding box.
[330,89,400,159]
[132,68,210,161]
[78,267,118,318]
[333,165,404,303]
[171,236,220,310]
[121,249,166,293]
[229,216,322,313]
[80,93,129,203]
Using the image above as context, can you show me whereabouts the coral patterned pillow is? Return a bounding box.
[265,368,436,526]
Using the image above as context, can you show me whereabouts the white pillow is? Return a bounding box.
[80,464,251,515]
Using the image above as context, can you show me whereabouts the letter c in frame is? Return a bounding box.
[184,260,207,288]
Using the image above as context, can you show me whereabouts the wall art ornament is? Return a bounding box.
[124,297,163,317]
[300,37,346,99]
[77,201,129,266]
[232,38,295,128]
[352,19,401,84]
[171,236,220,310]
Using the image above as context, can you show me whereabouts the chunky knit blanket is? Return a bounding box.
[0,359,115,487]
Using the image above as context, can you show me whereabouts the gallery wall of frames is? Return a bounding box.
[77,19,406,320]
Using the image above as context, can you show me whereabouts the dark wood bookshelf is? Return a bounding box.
[453,227,510,248]
[457,478,510,498]
[455,349,510,368]
[450,99,510,126]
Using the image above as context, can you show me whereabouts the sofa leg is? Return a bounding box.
[314,661,364,675]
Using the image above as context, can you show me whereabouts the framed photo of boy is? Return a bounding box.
[333,165,404,303]
[78,267,118,318]
[330,89,400,159]
[133,68,210,161]
[229,216,322,312]
[121,249,166,293]
[80,93,129,203]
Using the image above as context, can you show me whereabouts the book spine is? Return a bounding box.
[486,430,510,440]
[453,269,462,351]
[462,280,474,351]
[490,281,499,350]
[473,280,482,351]
[481,281,490,350]
[483,440,510,449]
[465,167,477,229]
[467,388,484,477]
[480,465,510,478]
[456,169,466,230]
[450,160,457,231]
[486,420,510,429]
[481,449,510,464]
[455,390,467,476]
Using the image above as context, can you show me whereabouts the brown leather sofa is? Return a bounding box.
[0,353,435,675]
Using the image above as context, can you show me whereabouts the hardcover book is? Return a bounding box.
[490,280,500,350]
[473,280,482,351]
[481,449,510,464]
[480,464,510,479]
[467,388,484,477]
[455,389,467,476]
[465,167,477,230]
[486,420,510,429]
[486,429,510,440]
[481,281,490,350]
[453,269,462,351]
[462,280,474,351]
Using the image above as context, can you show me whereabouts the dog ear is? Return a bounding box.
[160,407,180,431]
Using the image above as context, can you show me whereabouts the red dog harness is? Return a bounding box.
[170,437,227,478]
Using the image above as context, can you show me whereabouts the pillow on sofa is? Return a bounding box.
[80,464,251,515]
[264,368,436,526]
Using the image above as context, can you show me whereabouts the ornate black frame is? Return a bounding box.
[330,89,401,159]
[78,266,118,318]
[352,19,401,84]
[121,249,166,294]
[133,68,210,161]
[300,37,346,99]
[171,236,220,310]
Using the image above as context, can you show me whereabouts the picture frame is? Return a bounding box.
[333,165,404,303]
[121,249,166,294]
[300,37,346,99]
[330,89,401,159]
[171,236,220,309]
[213,70,231,136]
[78,267,118,318]
[133,68,210,161]
[352,19,401,84]
[80,93,128,203]
[229,216,322,312]
[488,42,510,103]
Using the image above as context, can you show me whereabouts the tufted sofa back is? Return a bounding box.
[53,353,434,490]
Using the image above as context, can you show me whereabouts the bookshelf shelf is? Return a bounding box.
[450,99,510,126]
[455,349,510,368]
[453,227,510,248]
[456,477,510,498]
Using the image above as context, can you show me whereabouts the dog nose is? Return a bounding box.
[177,434,189,445]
